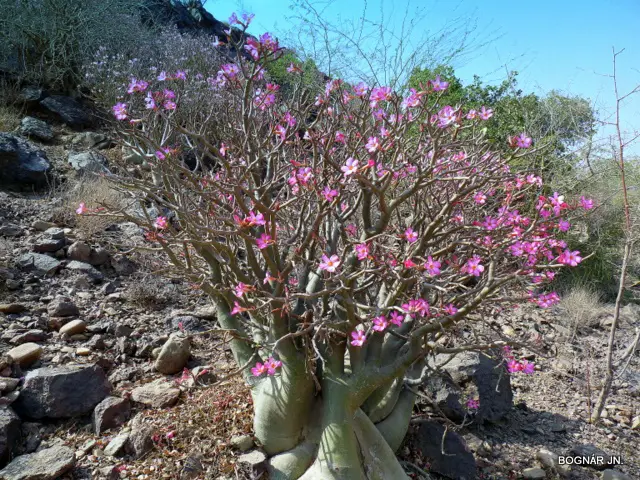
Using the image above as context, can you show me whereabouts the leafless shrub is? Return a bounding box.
[124,274,177,309]
[559,286,604,337]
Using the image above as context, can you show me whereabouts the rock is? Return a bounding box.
[522,467,546,479]
[0,378,20,393]
[88,247,110,266]
[15,253,60,276]
[110,255,136,275]
[0,392,20,408]
[93,397,131,434]
[131,379,180,408]
[18,86,44,104]
[76,347,91,356]
[47,297,79,317]
[32,238,65,253]
[0,445,75,480]
[414,420,476,480]
[13,364,111,419]
[125,421,154,458]
[631,416,639,430]
[0,225,23,237]
[31,221,56,232]
[59,319,87,336]
[0,304,26,314]
[0,134,51,187]
[67,151,109,175]
[19,117,53,141]
[179,455,204,479]
[422,371,465,422]
[9,330,47,345]
[432,351,513,423]
[67,241,91,262]
[230,435,254,452]
[64,260,103,282]
[166,315,206,333]
[236,451,267,477]
[70,132,111,150]
[98,466,119,480]
[569,444,611,470]
[192,306,216,320]
[155,334,190,374]
[44,227,64,240]
[104,431,130,457]
[602,470,633,480]
[6,344,42,367]
[0,408,20,468]
[40,95,93,128]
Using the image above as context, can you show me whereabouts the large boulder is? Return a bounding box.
[19,117,54,142]
[40,95,93,128]
[93,396,131,434]
[13,364,111,419]
[0,134,51,187]
[0,445,75,480]
[15,253,60,276]
[67,151,109,175]
[413,420,476,480]
[0,408,21,468]
[432,351,513,423]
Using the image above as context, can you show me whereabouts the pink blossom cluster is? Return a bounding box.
[251,357,282,376]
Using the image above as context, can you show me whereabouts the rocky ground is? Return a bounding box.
[0,92,639,480]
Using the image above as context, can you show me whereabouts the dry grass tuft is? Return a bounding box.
[51,176,129,239]
[559,286,604,336]
[124,274,178,310]
[0,104,21,132]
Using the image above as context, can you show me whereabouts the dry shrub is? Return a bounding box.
[559,286,604,337]
[52,176,129,239]
[124,274,178,309]
[0,104,21,132]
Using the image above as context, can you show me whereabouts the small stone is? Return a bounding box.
[131,379,180,408]
[0,304,27,314]
[71,131,111,150]
[59,319,87,336]
[65,260,103,282]
[9,330,46,345]
[0,378,20,393]
[67,241,91,262]
[89,247,110,266]
[104,431,130,457]
[19,117,53,141]
[602,469,633,480]
[230,434,254,452]
[44,227,65,240]
[32,238,65,253]
[125,421,154,458]
[68,151,109,175]
[0,445,75,480]
[47,297,79,317]
[101,282,117,295]
[6,343,42,367]
[237,450,267,475]
[76,347,91,356]
[522,467,546,479]
[0,225,23,237]
[154,334,190,374]
[631,416,640,430]
[31,221,56,231]
[93,396,131,434]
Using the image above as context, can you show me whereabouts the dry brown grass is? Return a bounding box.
[0,104,21,132]
[559,286,605,337]
[124,274,179,310]
[51,176,129,239]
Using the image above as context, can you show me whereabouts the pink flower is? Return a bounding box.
[246,210,266,226]
[389,311,404,326]
[466,398,479,410]
[322,186,339,202]
[256,233,274,249]
[466,109,477,119]
[431,75,449,91]
[521,360,535,375]
[251,362,267,376]
[404,228,418,243]
[558,249,582,267]
[286,63,301,73]
[319,254,341,273]
[507,359,523,373]
[424,256,441,276]
[514,133,532,148]
[365,136,380,153]
[355,243,369,260]
[350,330,366,347]
[263,271,276,284]
[372,315,388,332]
[580,196,594,210]
[478,106,493,120]
[154,216,168,229]
[341,158,359,176]
[231,301,248,315]
[112,102,128,120]
[474,192,487,204]
[166,431,176,440]
[275,124,287,141]
[443,304,458,315]
[335,131,346,143]
[76,203,87,215]
[462,256,485,277]
[558,220,571,232]
[264,357,282,375]
[369,86,392,107]
[157,71,168,81]
[174,70,187,80]
[283,112,297,127]
[404,258,417,269]
[437,105,457,128]
[127,78,148,94]
[164,100,177,110]
[234,282,251,297]
[353,82,369,97]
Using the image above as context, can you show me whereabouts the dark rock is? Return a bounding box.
[67,151,109,175]
[13,364,111,419]
[47,297,79,317]
[32,238,65,253]
[434,351,513,423]
[422,371,466,421]
[89,247,110,266]
[19,117,53,142]
[0,408,20,468]
[65,260,103,282]
[0,134,51,187]
[18,87,45,104]
[15,253,60,276]
[67,241,91,262]
[0,445,75,480]
[93,396,131,434]
[40,95,93,128]
[413,420,476,480]
[125,420,154,458]
[569,444,613,470]
[101,282,117,295]
[43,228,64,240]
[9,330,47,345]
[110,255,136,275]
[0,304,27,315]
[0,225,24,237]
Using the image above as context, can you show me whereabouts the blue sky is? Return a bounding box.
[206,0,640,155]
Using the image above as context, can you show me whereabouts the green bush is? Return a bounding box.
[264,51,324,97]
[0,0,155,91]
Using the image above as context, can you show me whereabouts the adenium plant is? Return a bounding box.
[82,13,593,480]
